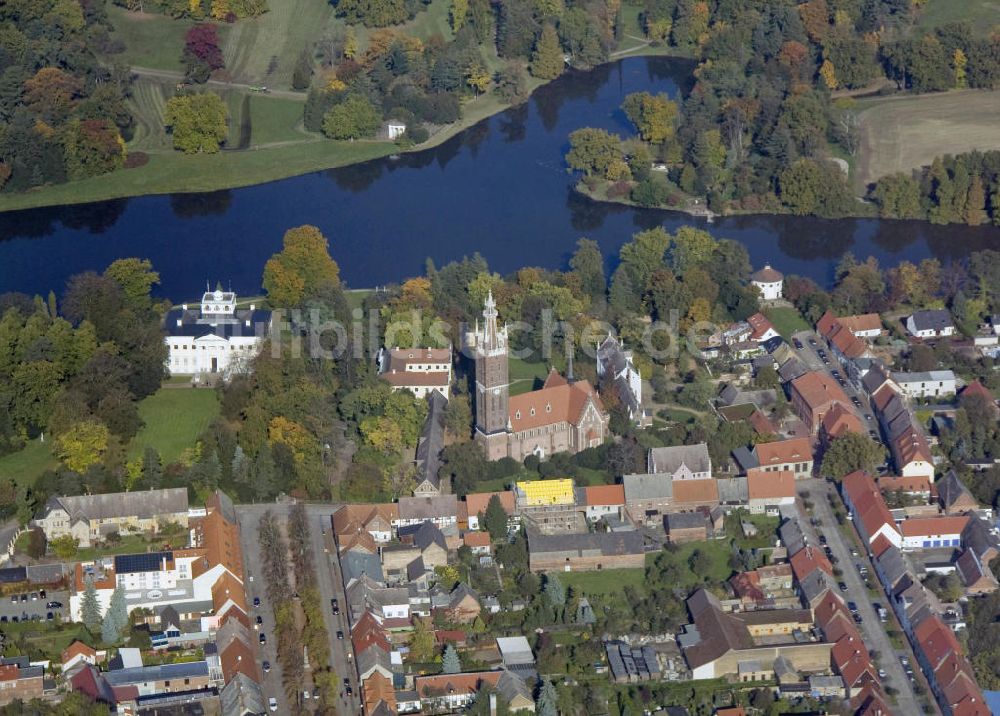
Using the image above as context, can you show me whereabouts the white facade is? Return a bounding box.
[905,313,955,338]
[901,530,963,551]
[165,290,270,377]
[387,121,407,140]
[892,371,957,399]
[750,265,784,301]
[585,504,621,521]
[378,346,452,399]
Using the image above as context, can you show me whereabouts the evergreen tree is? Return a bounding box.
[232,445,250,484]
[101,586,127,644]
[569,238,606,303]
[141,446,162,489]
[531,25,564,80]
[482,494,509,541]
[544,573,566,607]
[536,679,558,716]
[81,574,102,633]
[442,643,461,674]
[250,442,277,500]
[966,175,987,226]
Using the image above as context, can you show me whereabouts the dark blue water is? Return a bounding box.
[1,56,998,299]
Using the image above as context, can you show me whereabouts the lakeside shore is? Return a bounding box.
[0,47,685,215]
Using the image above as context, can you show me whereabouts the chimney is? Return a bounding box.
[176,319,182,327]
[249,303,255,311]
[182,303,188,311]
[489,693,497,716]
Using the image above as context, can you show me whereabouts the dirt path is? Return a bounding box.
[131,66,308,101]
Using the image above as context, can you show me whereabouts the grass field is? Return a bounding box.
[559,563,649,596]
[509,358,551,396]
[129,388,220,463]
[857,90,1000,186]
[916,0,1000,35]
[0,441,57,489]
[105,6,230,73]
[763,305,809,339]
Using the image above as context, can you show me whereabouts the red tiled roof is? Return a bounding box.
[463,531,491,548]
[791,371,851,414]
[464,491,516,518]
[583,484,625,507]
[870,534,893,559]
[914,614,962,671]
[790,546,833,581]
[878,474,931,494]
[821,403,862,439]
[746,469,795,500]
[842,470,898,544]
[672,479,719,505]
[901,515,970,537]
[415,671,502,699]
[754,437,813,466]
[747,313,776,340]
[382,370,450,387]
[508,378,605,432]
[840,314,882,335]
[62,640,97,665]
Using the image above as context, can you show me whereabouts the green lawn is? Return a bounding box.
[0,440,57,489]
[0,139,395,212]
[560,564,648,596]
[104,6,229,73]
[509,358,550,396]
[917,0,1000,35]
[2,621,95,662]
[248,94,312,145]
[129,388,220,463]
[763,305,810,339]
[573,467,613,486]
[74,532,182,562]
[726,510,781,550]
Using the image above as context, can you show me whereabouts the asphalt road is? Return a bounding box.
[307,512,359,713]
[236,507,290,715]
[799,477,924,714]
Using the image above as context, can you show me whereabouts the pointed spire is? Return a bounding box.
[567,351,574,382]
[482,290,500,351]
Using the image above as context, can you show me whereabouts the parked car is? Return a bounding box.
[818,534,827,545]
[303,690,311,700]
[30,593,38,601]
[39,590,45,599]
[847,601,858,612]
[46,612,53,621]
[46,601,61,609]
[269,697,278,712]
[259,633,266,644]
[263,661,270,673]
[255,615,263,626]
[9,595,16,604]
[853,612,863,624]
[839,582,848,592]
[253,597,260,608]
[793,338,804,350]
[337,630,344,640]
[19,594,26,602]
[808,338,818,347]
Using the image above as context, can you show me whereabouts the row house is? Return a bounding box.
[900,516,969,551]
[841,470,902,550]
[790,371,852,434]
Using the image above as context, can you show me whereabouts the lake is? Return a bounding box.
[0,56,998,300]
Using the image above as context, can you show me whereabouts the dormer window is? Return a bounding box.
[515,410,521,419]
[545,403,551,412]
[530,407,535,416]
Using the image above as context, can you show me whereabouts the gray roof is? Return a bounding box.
[103,660,209,686]
[779,520,806,555]
[891,370,955,384]
[528,529,644,557]
[938,471,975,510]
[414,391,447,491]
[648,444,711,475]
[343,551,384,585]
[413,521,447,552]
[875,546,908,588]
[220,671,266,716]
[397,494,458,521]
[448,582,480,608]
[623,473,672,502]
[963,516,1000,561]
[42,487,188,524]
[406,556,427,582]
[213,489,238,524]
[496,669,534,702]
[798,569,835,605]
[778,357,808,383]
[164,307,271,338]
[717,477,748,503]
[666,512,707,530]
[861,363,892,396]
[731,446,759,472]
[909,309,953,331]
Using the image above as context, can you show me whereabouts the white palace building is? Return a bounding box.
[163,288,272,377]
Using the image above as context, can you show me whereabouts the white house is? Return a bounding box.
[386,121,407,140]
[905,309,955,339]
[596,333,643,421]
[164,289,271,377]
[899,516,968,551]
[750,264,784,301]
[377,346,452,400]
[890,370,957,399]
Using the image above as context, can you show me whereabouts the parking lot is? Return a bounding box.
[0,588,68,623]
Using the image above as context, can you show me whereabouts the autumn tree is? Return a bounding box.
[565,128,622,176]
[622,92,678,144]
[531,24,564,79]
[23,67,83,125]
[55,419,110,473]
[872,173,922,219]
[183,24,225,82]
[262,225,341,307]
[164,93,228,154]
[62,119,127,180]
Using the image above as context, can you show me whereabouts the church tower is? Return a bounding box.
[467,292,509,460]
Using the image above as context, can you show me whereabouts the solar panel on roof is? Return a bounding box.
[114,552,173,574]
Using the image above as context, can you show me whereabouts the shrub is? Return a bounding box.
[124,152,149,169]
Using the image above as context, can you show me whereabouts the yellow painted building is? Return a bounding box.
[517,479,575,506]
